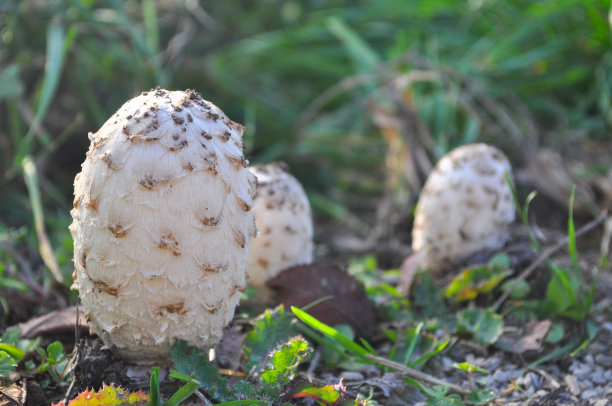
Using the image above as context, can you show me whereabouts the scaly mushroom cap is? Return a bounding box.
[70,88,256,363]
[247,163,314,295]
[412,143,515,273]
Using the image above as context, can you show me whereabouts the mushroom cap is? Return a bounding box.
[247,163,314,295]
[70,88,256,363]
[412,143,515,273]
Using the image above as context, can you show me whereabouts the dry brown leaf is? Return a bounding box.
[18,306,90,339]
[266,262,375,338]
[498,320,551,353]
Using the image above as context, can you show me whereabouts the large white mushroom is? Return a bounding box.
[247,163,314,298]
[70,88,256,363]
[410,143,515,275]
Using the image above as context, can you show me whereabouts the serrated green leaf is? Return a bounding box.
[243,305,297,371]
[170,341,234,402]
[261,336,311,386]
[0,351,17,377]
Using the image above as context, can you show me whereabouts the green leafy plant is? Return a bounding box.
[260,336,311,388]
[445,254,512,302]
[385,323,449,370]
[451,363,489,393]
[36,341,69,385]
[243,306,297,371]
[0,326,70,387]
[539,189,607,321]
[149,366,199,406]
[455,308,504,347]
[169,306,311,403]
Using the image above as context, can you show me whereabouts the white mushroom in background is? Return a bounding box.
[247,163,314,298]
[411,143,515,274]
[70,88,256,363]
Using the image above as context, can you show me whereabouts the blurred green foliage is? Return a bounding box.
[0,0,610,317]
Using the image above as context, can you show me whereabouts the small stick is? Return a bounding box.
[492,211,607,312]
[365,354,470,395]
[193,389,213,406]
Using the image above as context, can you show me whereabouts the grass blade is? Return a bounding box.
[165,381,199,406]
[409,339,450,369]
[22,156,63,284]
[150,366,161,406]
[403,322,424,366]
[327,16,379,74]
[291,307,369,358]
[18,18,70,159]
[142,0,159,54]
[567,186,580,275]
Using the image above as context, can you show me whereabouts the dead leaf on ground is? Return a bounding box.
[497,320,551,353]
[0,381,44,406]
[0,384,23,406]
[18,306,90,340]
[266,262,375,338]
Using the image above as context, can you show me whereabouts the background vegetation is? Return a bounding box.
[0,0,610,317]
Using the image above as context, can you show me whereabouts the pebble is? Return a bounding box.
[564,375,580,395]
[580,388,600,401]
[570,361,591,375]
[595,353,612,367]
[584,353,595,366]
[491,367,522,383]
[590,368,607,385]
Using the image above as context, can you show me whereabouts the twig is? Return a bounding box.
[364,354,470,395]
[306,350,321,376]
[61,376,77,406]
[492,210,607,312]
[527,367,560,389]
[600,215,612,255]
[193,389,213,406]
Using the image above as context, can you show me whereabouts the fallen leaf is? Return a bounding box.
[497,320,551,353]
[266,262,375,338]
[18,306,90,340]
[0,384,23,406]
